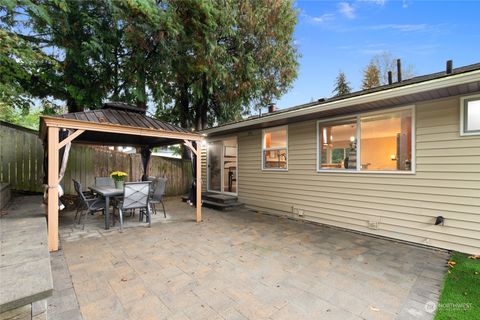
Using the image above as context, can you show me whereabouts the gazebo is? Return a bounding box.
[39,102,203,251]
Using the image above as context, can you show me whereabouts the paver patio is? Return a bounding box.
[52,197,448,320]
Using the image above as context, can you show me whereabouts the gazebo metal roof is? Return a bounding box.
[56,103,190,133]
[39,103,201,147]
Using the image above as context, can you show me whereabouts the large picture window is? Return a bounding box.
[318,107,414,173]
[262,126,288,170]
[460,95,480,135]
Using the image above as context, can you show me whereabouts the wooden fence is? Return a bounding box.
[0,121,193,196]
[1,122,44,193]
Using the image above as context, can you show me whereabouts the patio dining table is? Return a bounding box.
[89,185,123,230]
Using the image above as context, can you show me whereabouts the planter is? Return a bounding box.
[114,180,124,189]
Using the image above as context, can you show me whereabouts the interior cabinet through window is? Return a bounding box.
[319,119,357,170]
[262,126,288,170]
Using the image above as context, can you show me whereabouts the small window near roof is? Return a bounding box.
[262,126,287,170]
[461,95,480,135]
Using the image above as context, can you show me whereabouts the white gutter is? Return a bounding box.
[203,69,480,135]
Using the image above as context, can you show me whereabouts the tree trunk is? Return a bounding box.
[201,74,208,130]
[136,66,147,111]
[67,97,81,113]
[195,73,208,131]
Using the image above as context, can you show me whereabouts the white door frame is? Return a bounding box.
[207,136,238,196]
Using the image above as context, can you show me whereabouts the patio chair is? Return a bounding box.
[144,176,156,198]
[73,179,106,229]
[72,178,95,199]
[149,177,167,218]
[95,176,115,187]
[113,181,152,232]
[72,179,95,221]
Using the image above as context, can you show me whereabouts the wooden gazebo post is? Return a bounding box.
[47,127,59,251]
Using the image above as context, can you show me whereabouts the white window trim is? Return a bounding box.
[460,94,480,136]
[262,125,288,171]
[316,105,416,175]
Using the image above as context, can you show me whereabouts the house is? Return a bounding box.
[201,62,480,254]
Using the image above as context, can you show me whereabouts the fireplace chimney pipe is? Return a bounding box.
[396,59,402,82]
[268,104,277,113]
[446,60,453,74]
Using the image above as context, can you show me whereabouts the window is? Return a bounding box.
[319,119,357,170]
[461,95,480,135]
[360,109,412,171]
[318,107,414,173]
[262,126,287,170]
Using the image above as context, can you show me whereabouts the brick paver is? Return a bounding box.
[55,197,448,320]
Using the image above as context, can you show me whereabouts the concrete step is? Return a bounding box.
[202,200,244,211]
[203,193,238,204]
[182,193,238,204]
[182,193,243,211]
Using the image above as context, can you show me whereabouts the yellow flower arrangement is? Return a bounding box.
[110,171,128,181]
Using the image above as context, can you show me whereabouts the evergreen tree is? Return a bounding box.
[362,60,380,90]
[157,0,299,131]
[333,71,352,97]
[1,0,299,130]
[1,0,119,112]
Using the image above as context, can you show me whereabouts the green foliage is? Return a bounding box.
[332,71,352,97]
[0,101,63,130]
[435,252,480,320]
[0,28,57,111]
[1,0,117,112]
[157,0,299,130]
[1,0,299,130]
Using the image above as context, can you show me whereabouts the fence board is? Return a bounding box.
[1,122,192,196]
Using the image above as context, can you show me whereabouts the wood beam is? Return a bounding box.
[58,129,85,149]
[183,140,198,156]
[196,142,202,223]
[41,116,202,142]
[47,127,59,251]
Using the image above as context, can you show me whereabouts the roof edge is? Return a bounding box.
[202,67,480,135]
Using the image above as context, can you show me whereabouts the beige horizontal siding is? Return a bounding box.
[203,95,480,254]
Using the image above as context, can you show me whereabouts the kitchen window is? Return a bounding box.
[319,119,357,170]
[460,95,480,135]
[262,126,288,170]
[318,106,414,173]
